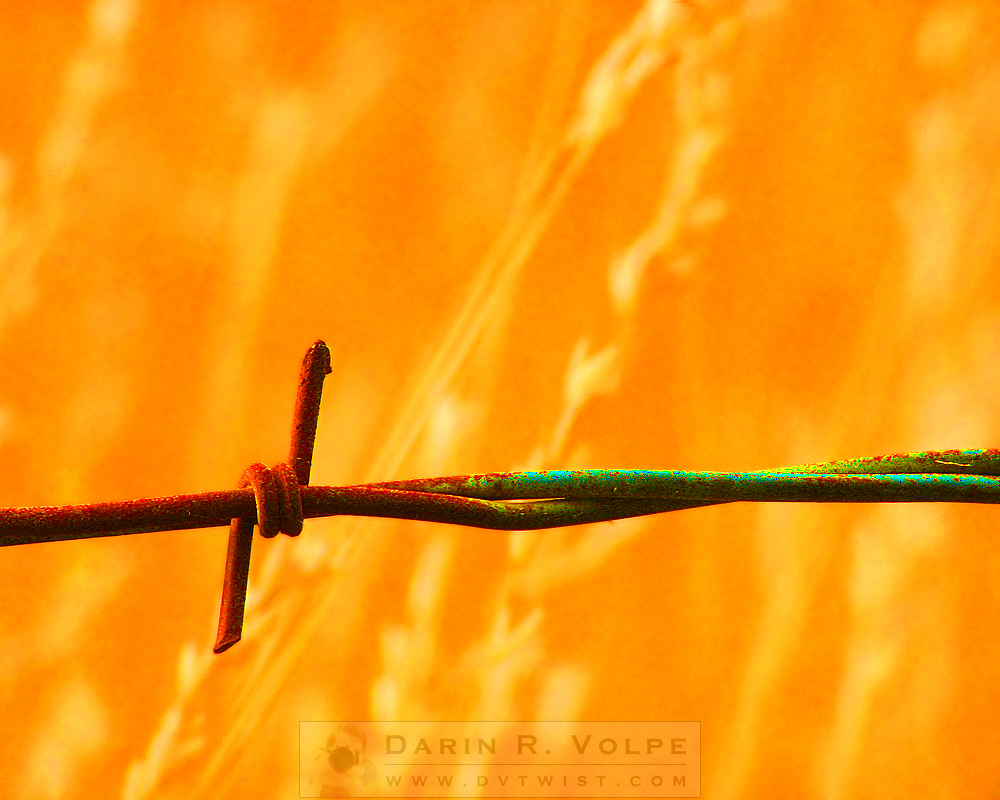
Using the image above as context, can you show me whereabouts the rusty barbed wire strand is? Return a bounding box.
[1,341,998,652]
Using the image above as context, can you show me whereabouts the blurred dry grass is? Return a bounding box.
[1,1,999,798]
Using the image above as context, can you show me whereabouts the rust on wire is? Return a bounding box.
[2,340,1000,654]
[215,341,330,653]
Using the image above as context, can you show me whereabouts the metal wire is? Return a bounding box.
[1,341,996,652]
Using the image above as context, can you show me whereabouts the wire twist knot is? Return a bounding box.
[238,462,303,538]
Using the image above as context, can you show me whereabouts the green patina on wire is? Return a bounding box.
[311,448,1000,530]
[364,448,1000,503]
[417,470,1000,503]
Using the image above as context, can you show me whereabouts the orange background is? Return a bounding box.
[1,1,999,798]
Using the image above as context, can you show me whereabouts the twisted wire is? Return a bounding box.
[1,340,997,653]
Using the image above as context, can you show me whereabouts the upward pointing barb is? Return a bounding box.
[289,340,333,487]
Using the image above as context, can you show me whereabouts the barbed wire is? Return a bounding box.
[2,341,997,652]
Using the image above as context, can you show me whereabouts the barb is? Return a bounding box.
[215,341,331,653]
[1,342,998,652]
